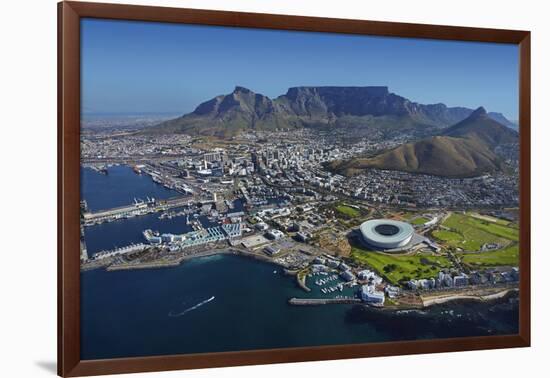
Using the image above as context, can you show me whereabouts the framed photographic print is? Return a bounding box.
[58,1,531,376]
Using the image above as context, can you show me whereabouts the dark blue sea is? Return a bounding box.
[80,165,519,360]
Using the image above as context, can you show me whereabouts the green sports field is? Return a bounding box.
[434,213,517,251]
[335,205,360,218]
[460,244,519,268]
[432,212,520,268]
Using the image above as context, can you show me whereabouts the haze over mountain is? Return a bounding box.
[328,107,519,178]
[486,112,519,130]
[142,86,516,137]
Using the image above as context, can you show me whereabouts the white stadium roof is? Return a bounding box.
[360,219,414,249]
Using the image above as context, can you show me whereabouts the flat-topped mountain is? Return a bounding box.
[141,86,515,137]
[329,107,519,178]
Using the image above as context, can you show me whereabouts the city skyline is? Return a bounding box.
[81,18,519,119]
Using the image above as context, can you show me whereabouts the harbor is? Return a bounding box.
[78,161,521,360]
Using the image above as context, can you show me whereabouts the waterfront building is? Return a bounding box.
[263,246,281,256]
[384,285,400,298]
[357,269,374,280]
[453,274,469,287]
[340,270,355,282]
[443,273,453,287]
[149,236,162,245]
[161,234,175,243]
[361,285,385,304]
[339,262,351,271]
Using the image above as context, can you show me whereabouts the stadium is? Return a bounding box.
[359,219,415,250]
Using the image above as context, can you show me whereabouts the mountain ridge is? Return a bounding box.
[140,86,516,137]
[328,107,519,178]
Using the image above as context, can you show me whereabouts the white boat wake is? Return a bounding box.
[168,296,215,317]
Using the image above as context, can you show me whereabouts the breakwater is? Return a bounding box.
[289,298,361,306]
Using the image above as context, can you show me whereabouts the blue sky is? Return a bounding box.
[81,18,519,119]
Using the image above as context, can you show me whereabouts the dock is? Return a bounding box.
[82,196,191,225]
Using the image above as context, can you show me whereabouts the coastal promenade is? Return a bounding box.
[288,287,517,308]
[421,287,518,307]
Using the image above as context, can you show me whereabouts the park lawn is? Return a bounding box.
[411,217,429,225]
[433,229,463,243]
[437,213,514,251]
[460,244,519,268]
[335,205,360,218]
[351,247,453,285]
[474,221,519,241]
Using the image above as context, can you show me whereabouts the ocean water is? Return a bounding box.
[81,254,519,360]
[80,166,519,360]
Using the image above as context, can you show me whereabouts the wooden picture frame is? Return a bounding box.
[58,1,531,376]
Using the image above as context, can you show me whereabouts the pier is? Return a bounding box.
[82,196,192,226]
[288,298,362,306]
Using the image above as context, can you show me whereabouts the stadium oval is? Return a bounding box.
[360,219,414,249]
